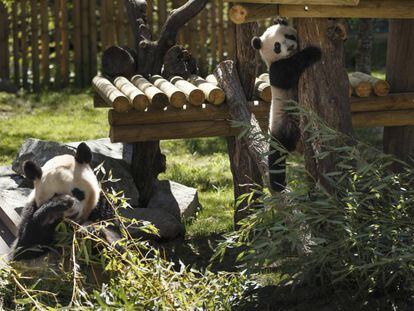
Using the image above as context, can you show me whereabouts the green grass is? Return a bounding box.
[0,91,235,237]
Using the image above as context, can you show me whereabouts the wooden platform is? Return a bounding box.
[228,0,414,24]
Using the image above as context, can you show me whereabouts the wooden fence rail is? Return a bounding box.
[0,0,271,92]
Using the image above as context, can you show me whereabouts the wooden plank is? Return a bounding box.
[218,0,224,60]
[351,93,414,113]
[225,0,359,4]
[279,0,414,18]
[30,0,40,91]
[116,0,126,46]
[352,110,414,128]
[40,0,50,87]
[73,0,82,87]
[60,0,69,87]
[0,193,22,237]
[89,0,98,79]
[12,1,20,87]
[108,101,270,125]
[0,2,9,80]
[110,120,242,142]
[54,0,62,88]
[210,0,217,68]
[21,0,29,90]
[81,0,90,87]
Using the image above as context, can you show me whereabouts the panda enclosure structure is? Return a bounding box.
[93,0,414,223]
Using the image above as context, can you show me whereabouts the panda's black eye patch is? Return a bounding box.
[274,42,281,54]
[285,34,297,41]
[71,188,85,201]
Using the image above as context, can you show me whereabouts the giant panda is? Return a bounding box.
[251,19,322,192]
[10,142,119,261]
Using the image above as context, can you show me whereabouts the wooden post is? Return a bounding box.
[0,2,9,80]
[297,18,353,192]
[383,20,414,171]
[21,0,29,91]
[40,0,50,87]
[227,20,262,225]
[12,1,20,88]
[31,0,40,92]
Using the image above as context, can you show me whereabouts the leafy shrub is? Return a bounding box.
[0,185,252,309]
[216,105,414,300]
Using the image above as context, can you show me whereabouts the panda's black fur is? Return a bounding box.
[10,143,121,261]
[252,19,322,192]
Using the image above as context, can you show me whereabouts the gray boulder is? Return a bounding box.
[12,138,139,206]
[119,207,185,240]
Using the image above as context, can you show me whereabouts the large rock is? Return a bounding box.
[148,180,200,221]
[119,207,185,240]
[12,138,139,206]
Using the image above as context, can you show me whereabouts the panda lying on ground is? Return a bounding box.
[251,19,322,192]
[10,142,121,261]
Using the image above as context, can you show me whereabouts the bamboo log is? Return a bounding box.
[108,100,270,126]
[229,4,279,24]
[205,74,218,86]
[171,76,205,106]
[131,75,168,109]
[278,0,414,19]
[114,76,149,111]
[92,76,131,112]
[349,75,372,97]
[254,78,272,102]
[149,75,186,108]
[350,72,390,96]
[188,75,225,105]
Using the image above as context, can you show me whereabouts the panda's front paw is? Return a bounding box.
[304,46,322,63]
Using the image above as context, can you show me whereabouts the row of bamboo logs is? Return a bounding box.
[92,73,273,112]
[93,71,389,113]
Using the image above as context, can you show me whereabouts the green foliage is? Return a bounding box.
[216,104,414,299]
[0,188,251,309]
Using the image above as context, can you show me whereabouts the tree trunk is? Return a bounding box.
[227,22,262,225]
[355,19,373,74]
[122,0,207,207]
[297,18,353,192]
[383,20,414,171]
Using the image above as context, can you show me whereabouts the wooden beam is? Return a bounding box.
[227,0,360,5]
[229,4,278,24]
[108,101,270,126]
[110,119,268,142]
[279,1,414,19]
[350,92,414,112]
[352,110,414,128]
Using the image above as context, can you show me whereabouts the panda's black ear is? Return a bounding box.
[251,37,262,50]
[23,161,42,181]
[75,142,92,164]
[274,18,288,26]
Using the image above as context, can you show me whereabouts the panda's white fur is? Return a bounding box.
[29,153,100,222]
[252,20,322,191]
